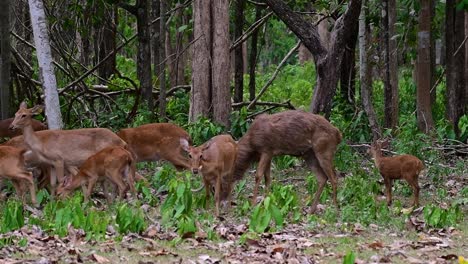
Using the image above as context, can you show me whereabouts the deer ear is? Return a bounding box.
[20,102,28,109]
[201,141,212,151]
[180,138,190,152]
[30,105,44,115]
[381,139,390,149]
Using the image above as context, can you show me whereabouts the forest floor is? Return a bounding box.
[0,163,467,264]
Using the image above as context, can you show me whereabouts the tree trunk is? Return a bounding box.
[189,0,212,121]
[265,0,362,116]
[445,0,456,127]
[97,5,117,80]
[416,0,434,133]
[248,5,262,101]
[339,21,358,104]
[359,0,381,140]
[465,11,468,118]
[454,9,465,133]
[152,0,160,82]
[28,0,62,129]
[382,0,398,129]
[0,0,11,119]
[212,0,231,128]
[233,0,245,103]
[159,0,166,119]
[136,0,153,112]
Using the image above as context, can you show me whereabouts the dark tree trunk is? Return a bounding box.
[0,0,11,119]
[248,5,262,102]
[152,0,160,81]
[454,9,465,133]
[382,0,399,129]
[339,21,358,104]
[98,5,117,80]
[265,0,362,116]
[136,0,153,112]
[233,0,245,103]
[416,0,434,133]
[190,0,212,121]
[159,0,167,119]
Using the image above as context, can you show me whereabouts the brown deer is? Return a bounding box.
[0,146,37,205]
[232,110,342,213]
[117,123,192,170]
[57,146,136,202]
[369,140,424,207]
[9,102,127,195]
[182,135,238,216]
[0,117,47,139]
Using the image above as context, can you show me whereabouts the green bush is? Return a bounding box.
[115,203,146,234]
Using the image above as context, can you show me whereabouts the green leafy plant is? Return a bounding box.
[1,200,25,233]
[115,203,146,234]
[249,197,284,233]
[184,117,224,145]
[343,251,356,264]
[423,204,462,228]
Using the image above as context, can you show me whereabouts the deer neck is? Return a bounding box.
[372,150,383,168]
[22,122,43,152]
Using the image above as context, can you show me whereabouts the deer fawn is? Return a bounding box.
[182,135,238,216]
[232,110,342,213]
[117,123,192,170]
[369,140,424,207]
[0,117,46,139]
[0,146,37,205]
[57,146,136,202]
[9,102,127,195]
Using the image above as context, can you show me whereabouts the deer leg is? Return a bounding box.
[13,172,37,206]
[304,153,328,214]
[314,155,338,209]
[406,176,420,207]
[253,154,271,205]
[203,178,211,208]
[215,174,221,217]
[85,177,99,202]
[54,160,65,184]
[11,179,25,202]
[384,178,393,206]
[264,158,272,191]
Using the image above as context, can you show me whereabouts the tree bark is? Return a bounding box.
[359,0,381,140]
[189,0,212,121]
[152,0,160,82]
[28,0,62,129]
[159,0,167,119]
[233,0,245,103]
[382,0,399,129]
[265,0,362,116]
[454,9,465,133]
[416,0,434,133]
[339,21,358,104]
[136,0,153,112]
[212,0,231,127]
[0,0,11,119]
[97,5,117,80]
[248,5,262,102]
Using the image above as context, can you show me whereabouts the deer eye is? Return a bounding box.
[21,114,26,118]
[188,153,192,159]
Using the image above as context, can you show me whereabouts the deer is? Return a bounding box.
[181,134,238,216]
[0,117,47,139]
[232,110,342,214]
[117,123,192,171]
[369,140,424,207]
[9,102,128,196]
[57,146,136,202]
[0,145,37,205]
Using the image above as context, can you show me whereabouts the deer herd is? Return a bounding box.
[0,102,424,216]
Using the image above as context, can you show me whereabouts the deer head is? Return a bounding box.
[9,102,44,130]
[180,138,211,175]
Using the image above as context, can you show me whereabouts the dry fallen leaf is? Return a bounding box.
[367,241,384,250]
[90,253,110,263]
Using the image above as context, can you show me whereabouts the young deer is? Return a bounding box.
[57,146,136,202]
[0,146,37,205]
[0,117,47,139]
[232,110,342,213]
[9,102,127,195]
[182,135,238,216]
[117,123,192,171]
[369,140,424,207]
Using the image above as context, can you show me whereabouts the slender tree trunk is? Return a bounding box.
[152,0,160,82]
[382,0,398,129]
[136,0,153,112]
[212,0,231,127]
[454,9,465,133]
[416,0,434,133]
[248,5,262,102]
[359,0,380,140]
[445,0,456,127]
[339,21,358,104]
[0,0,11,119]
[465,11,468,117]
[190,0,211,121]
[28,0,62,129]
[159,0,167,119]
[233,0,245,103]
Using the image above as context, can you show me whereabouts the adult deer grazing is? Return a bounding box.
[182,135,237,216]
[117,123,192,170]
[232,110,342,213]
[369,140,424,207]
[0,117,47,139]
[0,146,37,205]
[9,102,127,195]
[57,146,136,202]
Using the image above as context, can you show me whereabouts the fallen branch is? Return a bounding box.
[247,100,293,119]
[247,41,301,109]
[232,100,295,109]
